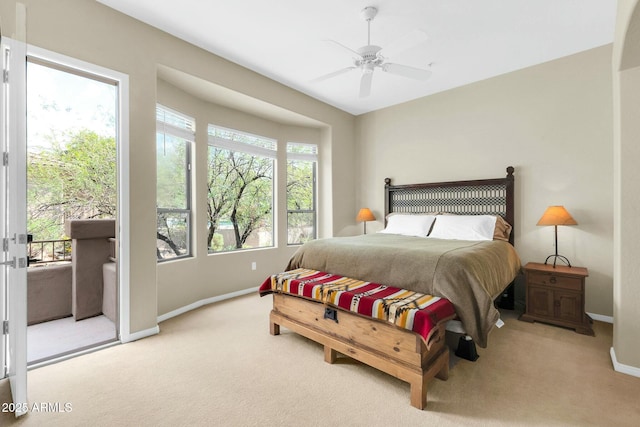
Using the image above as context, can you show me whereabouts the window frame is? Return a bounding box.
[156,104,194,262]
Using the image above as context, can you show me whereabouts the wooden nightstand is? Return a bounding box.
[519,262,594,336]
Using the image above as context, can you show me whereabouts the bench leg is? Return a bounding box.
[269,311,280,336]
[270,322,280,336]
[435,353,449,381]
[410,379,428,410]
[410,347,450,409]
[324,346,337,364]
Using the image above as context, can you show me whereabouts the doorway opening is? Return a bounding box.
[25,57,119,364]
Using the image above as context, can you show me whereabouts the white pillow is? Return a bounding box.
[428,215,497,241]
[378,214,436,237]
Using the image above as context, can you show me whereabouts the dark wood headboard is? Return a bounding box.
[384,166,515,245]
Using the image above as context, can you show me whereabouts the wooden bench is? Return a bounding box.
[261,269,455,409]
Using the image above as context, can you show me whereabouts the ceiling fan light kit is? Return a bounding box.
[313,5,432,98]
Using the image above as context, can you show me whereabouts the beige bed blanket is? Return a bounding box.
[286,234,521,347]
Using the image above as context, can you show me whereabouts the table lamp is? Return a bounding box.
[536,205,577,267]
[356,208,376,234]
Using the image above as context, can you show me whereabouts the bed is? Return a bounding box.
[260,166,520,409]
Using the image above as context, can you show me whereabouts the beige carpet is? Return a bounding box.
[1,293,639,426]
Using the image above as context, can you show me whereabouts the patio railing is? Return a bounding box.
[27,238,72,265]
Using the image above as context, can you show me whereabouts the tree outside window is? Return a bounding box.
[28,130,116,240]
[207,126,275,253]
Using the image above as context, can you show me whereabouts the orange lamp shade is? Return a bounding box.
[356,208,376,222]
[536,206,577,226]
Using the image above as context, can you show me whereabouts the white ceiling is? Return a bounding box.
[98,0,617,116]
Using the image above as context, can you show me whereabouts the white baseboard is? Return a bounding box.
[587,312,614,323]
[157,286,259,323]
[610,347,640,378]
[120,325,160,343]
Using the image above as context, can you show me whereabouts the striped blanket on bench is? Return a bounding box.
[259,268,456,344]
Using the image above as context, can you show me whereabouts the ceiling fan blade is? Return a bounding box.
[359,72,373,98]
[324,39,363,59]
[310,67,356,83]
[382,63,432,81]
[378,29,428,59]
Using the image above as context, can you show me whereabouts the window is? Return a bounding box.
[287,142,317,244]
[207,125,275,252]
[156,105,194,261]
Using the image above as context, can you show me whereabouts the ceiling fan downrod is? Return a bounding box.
[361,6,378,46]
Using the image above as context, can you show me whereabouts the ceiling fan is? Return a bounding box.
[312,6,432,98]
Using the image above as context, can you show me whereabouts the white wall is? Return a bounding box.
[356,46,614,317]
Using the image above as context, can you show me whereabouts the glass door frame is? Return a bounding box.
[25,43,132,345]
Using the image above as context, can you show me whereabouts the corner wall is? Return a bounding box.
[612,0,640,375]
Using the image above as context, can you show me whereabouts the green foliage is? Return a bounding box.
[210,233,224,252]
[27,125,315,254]
[287,159,314,210]
[28,130,116,240]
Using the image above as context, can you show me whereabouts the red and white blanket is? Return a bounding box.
[259,268,456,345]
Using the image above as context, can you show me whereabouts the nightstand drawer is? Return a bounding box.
[527,271,582,291]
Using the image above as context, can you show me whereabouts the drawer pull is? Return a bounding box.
[550,276,557,284]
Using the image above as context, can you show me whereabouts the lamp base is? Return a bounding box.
[544,254,572,268]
